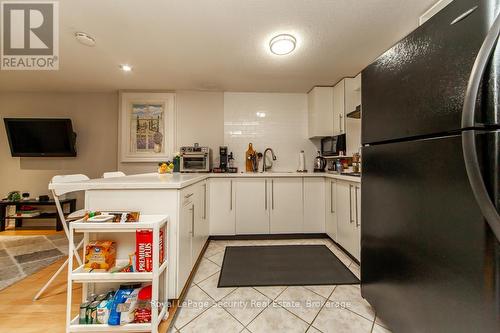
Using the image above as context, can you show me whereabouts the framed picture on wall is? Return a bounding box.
[119,92,176,162]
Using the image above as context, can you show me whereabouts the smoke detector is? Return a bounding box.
[75,32,96,47]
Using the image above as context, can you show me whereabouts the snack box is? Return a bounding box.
[84,240,117,272]
[136,230,164,272]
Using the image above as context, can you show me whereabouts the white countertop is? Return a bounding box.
[211,172,361,183]
[49,172,360,193]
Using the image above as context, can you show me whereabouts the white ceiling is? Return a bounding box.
[0,0,437,93]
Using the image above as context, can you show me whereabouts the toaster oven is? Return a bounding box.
[180,146,211,172]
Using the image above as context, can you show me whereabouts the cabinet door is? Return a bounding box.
[344,74,361,116]
[333,80,345,135]
[209,178,236,235]
[270,178,303,234]
[336,180,352,252]
[345,74,362,156]
[325,179,337,240]
[193,182,209,260]
[308,87,334,138]
[235,178,270,234]
[178,195,193,292]
[200,181,210,238]
[303,178,325,233]
[353,184,361,261]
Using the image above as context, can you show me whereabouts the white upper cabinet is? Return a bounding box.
[208,178,236,235]
[345,73,362,156]
[235,178,270,234]
[333,80,345,135]
[270,178,303,234]
[308,86,334,138]
[345,74,361,118]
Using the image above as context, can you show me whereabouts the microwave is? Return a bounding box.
[321,134,346,156]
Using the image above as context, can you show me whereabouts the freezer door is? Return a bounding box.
[361,132,500,333]
[362,0,500,144]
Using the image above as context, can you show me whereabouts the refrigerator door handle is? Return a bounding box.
[450,6,478,25]
[461,13,500,242]
[462,131,500,242]
[462,12,500,128]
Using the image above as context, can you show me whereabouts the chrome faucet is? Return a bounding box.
[262,148,277,172]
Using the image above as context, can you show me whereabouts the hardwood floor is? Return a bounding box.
[1,229,62,236]
[0,231,174,333]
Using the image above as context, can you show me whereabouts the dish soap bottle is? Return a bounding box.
[245,143,256,172]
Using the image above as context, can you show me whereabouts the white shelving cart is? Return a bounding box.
[66,215,169,333]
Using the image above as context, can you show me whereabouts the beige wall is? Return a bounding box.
[0,92,118,198]
[119,90,224,174]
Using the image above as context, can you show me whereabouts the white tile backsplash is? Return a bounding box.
[224,92,318,172]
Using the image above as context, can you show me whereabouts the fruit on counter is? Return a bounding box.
[158,161,174,174]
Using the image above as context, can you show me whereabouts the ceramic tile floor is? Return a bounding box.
[171,239,392,333]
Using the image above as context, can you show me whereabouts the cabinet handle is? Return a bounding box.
[189,205,194,236]
[230,180,233,210]
[265,179,268,210]
[203,184,207,219]
[330,181,335,213]
[355,186,359,227]
[349,184,353,223]
[184,193,194,199]
[272,179,275,210]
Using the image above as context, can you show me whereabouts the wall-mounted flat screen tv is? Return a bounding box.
[4,118,77,157]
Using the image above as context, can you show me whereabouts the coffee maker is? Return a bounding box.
[219,146,228,171]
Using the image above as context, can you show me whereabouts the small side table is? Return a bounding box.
[0,198,77,232]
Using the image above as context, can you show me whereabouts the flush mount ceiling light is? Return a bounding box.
[120,64,133,72]
[256,111,266,118]
[269,34,296,55]
[74,32,96,47]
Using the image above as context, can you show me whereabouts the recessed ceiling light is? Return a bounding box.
[269,34,296,55]
[120,64,132,72]
[74,32,96,47]
[256,111,266,118]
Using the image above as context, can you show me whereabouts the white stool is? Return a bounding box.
[33,174,89,301]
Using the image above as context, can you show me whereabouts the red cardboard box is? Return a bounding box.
[136,230,164,272]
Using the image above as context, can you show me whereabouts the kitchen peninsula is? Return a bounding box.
[49,172,361,299]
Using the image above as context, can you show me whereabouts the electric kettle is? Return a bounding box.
[313,151,326,172]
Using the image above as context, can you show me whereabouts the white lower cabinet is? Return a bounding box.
[205,176,359,248]
[354,184,361,260]
[303,178,326,233]
[270,178,303,234]
[325,178,337,240]
[193,181,209,258]
[208,178,236,235]
[178,182,210,293]
[235,178,270,234]
[178,185,195,292]
[336,180,361,261]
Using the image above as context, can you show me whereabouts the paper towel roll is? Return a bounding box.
[298,150,305,171]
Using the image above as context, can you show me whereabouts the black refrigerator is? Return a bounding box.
[361,0,500,332]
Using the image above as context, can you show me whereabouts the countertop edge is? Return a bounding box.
[49,172,361,192]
